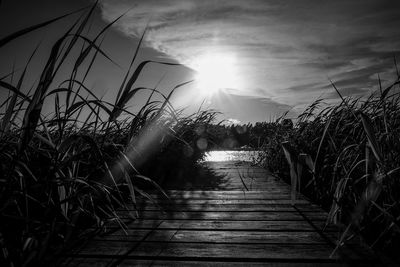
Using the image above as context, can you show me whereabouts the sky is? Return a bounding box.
[1,0,400,124]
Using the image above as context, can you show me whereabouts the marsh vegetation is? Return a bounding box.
[0,6,216,266]
[1,3,399,266]
[254,76,400,259]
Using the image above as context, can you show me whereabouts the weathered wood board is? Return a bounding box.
[60,161,379,266]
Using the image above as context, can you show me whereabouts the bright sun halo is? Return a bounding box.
[193,53,237,96]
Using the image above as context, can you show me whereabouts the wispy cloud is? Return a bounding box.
[98,0,400,110]
[226,118,241,125]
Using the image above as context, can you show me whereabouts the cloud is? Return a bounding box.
[226,118,241,125]
[97,0,400,110]
[205,90,297,123]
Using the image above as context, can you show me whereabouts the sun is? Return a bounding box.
[192,52,238,96]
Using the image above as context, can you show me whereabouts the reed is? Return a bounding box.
[257,72,400,258]
[0,3,214,266]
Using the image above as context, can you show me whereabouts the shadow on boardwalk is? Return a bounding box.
[60,161,382,266]
[161,163,231,190]
[135,162,232,221]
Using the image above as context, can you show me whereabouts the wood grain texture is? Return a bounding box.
[59,258,376,267]
[61,160,378,266]
[130,203,322,212]
[97,229,328,244]
[102,219,338,232]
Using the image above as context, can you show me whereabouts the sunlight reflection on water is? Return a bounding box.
[203,150,261,162]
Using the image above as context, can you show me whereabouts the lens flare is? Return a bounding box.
[192,52,238,96]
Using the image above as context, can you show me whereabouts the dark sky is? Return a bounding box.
[1,0,400,123]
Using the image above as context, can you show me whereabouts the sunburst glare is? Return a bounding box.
[192,52,238,96]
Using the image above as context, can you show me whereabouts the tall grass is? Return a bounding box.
[258,72,400,259]
[0,4,214,266]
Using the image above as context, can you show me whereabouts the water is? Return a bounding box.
[203,150,262,162]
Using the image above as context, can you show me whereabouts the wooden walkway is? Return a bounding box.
[61,161,379,266]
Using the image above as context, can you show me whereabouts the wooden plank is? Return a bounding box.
[204,169,269,173]
[131,242,373,261]
[60,160,378,266]
[117,260,366,267]
[196,183,289,187]
[156,230,326,244]
[203,176,274,181]
[96,229,151,240]
[117,211,327,221]
[191,185,289,188]
[211,171,271,175]
[147,191,299,196]
[73,241,374,261]
[58,257,115,267]
[130,203,322,212]
[163,186,278,189]
[106,219,338,232]
[59,258,370,267]
[97,230,328,244]
[167,187,278,191]
[139,195,302,200]
[166,190,293,196]
[146,191,297,197]
[169,180,285,185]
[145,190,283,196]
[106,219,162,229]
[163,187,291,191]
[137,199,310,205]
